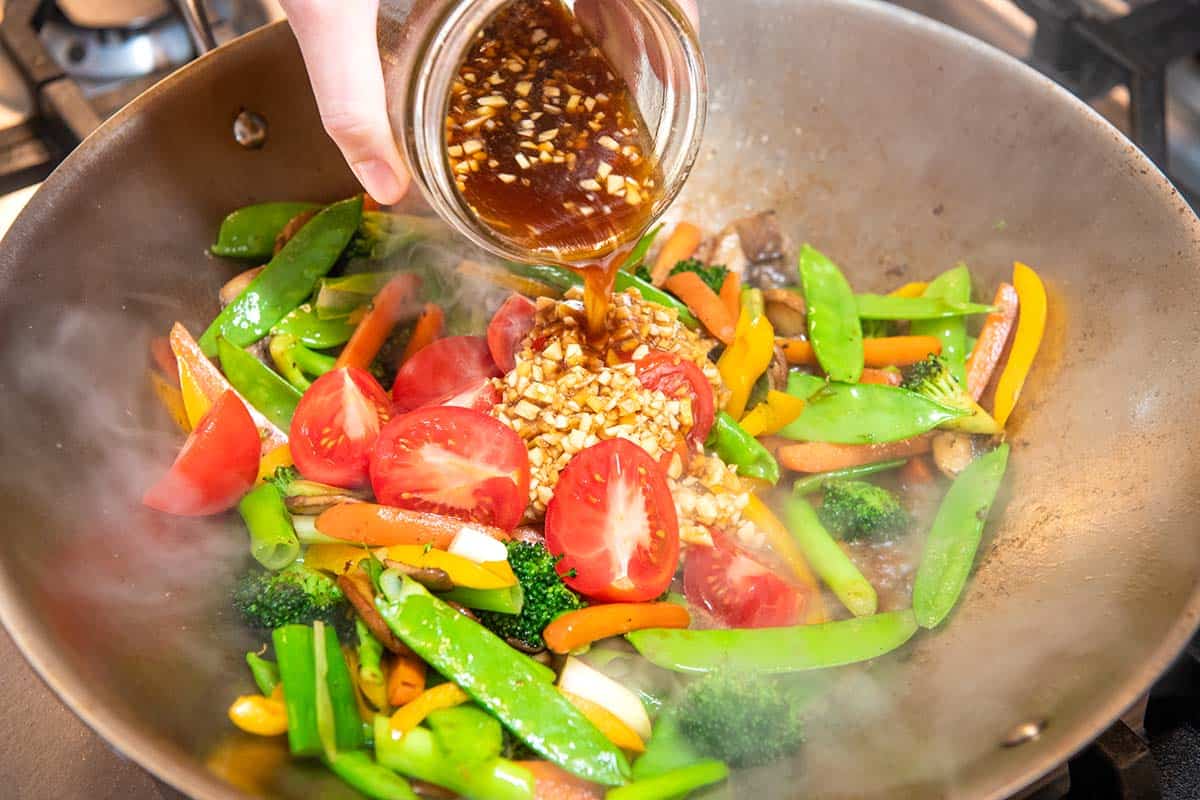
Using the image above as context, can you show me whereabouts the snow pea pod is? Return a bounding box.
[211,201,321,260]
[855,293,993,320]
[791,459,906,494]
[799,244,863,383]
[200,196,363,355]
[626,610,919,674]
[217,338,302,429]
[912,264,971,384]
[271,303,357,349]
[780,373,965,444]
[913,444,1009,628]
[375,573,631,786]
[705,412,780,484]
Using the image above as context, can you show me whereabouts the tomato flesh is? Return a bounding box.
[143,390,259,516]
[429,377,501,413]
[370,406,530,531]
[635,352,715,445]
[289,367,392,489]
[487,293,538,373]
[684,533,802,628]
[545,438,680,602]
[392,336,500,412]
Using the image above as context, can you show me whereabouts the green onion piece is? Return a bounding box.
[356,618,385,686]
[313,621,338,763]
[238,483,300,570]
[245,652,280,696]
[273,625,321,756]
[324,750,419,800]
[606,760,729,800]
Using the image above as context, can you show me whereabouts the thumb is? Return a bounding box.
[281,0,410,205]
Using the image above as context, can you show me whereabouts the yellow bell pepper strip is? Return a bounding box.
[169,322,287,454]
[149,370,190,432]
[383,546,518,590]
[229,685,289,737]
[992,262,1047,427]
[716,290,775,420]
[389,682,470,733]
[741,495,826,624]
[890,281,928,298]
[304,543,374,575]
[738,390,805,437]
[558,689,646,753]
[256,444,293,483]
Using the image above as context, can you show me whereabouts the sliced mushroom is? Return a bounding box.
[733,210,786,263]
[285,494,366,515]
[932,432,978,478]
[274,208,320,254]
[707,226,749,277]
[444,600,480,621]
[506,636,545,655]
[337,570,410,655]
[219,266,264,307]
[767,345,790,392]
[383,559,455,593]
[763,288,807,337]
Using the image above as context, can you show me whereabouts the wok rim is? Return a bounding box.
[1,4,1199,799]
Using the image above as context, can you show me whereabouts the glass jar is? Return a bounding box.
[378,0,706,264]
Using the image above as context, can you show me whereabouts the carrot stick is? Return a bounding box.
[516,761,604,800]
[334,273,422,370]
[779,335,942,368]
[543,603,690,655]
[899,455,936,486]
[965,283,1018,400]
[718,271,741,322]
[664,271,736,344]
[649,222,703,286]
[399,303,445,365]
[386,651,427,707]
[777,435,933,473]
[316,503,510,548]
[362,194,382,212]
[859,368,901,386]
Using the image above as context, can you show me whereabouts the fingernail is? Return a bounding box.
[351,159,404,205]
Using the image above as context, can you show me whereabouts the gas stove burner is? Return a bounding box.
[40,3,193,84]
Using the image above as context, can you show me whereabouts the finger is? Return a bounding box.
[281,0,410,205]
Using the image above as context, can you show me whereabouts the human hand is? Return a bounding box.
[282,0,699,206]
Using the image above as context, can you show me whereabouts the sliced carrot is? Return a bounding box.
[965,282,1018,401]
[386,651,427,708]
[543,603,690,655]
[777,435,933,473]
[742,495,826,624]
[316,503,510,548]
[718,271,741,322]
[399,303,445,365]
[334,272,422,370]
[362,193,382,212]
[664,271,736,344]
[779,335,941,368]
[859,368,901,386]
[558,690,646,752]
[389,682,468,733]
[150,336,179,386]
[515,761,604,800]
[649,221,702,286]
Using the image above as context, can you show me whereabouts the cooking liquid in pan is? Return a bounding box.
[445,0,662,339]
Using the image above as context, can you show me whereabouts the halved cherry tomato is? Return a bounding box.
[392,335,500,411]
[429,377,501,413]
[684,533,803,628]
[635,352,715,445]
[143,390,259,516]
[487,293,537,373]
[289,368,392,489]
[369,406,530,531]
[545,439,680,603]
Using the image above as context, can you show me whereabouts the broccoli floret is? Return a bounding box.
[675,672,805,768]
[901,354,999,434]
[633,264,654,284]
[268,465,300,494]
[477,541,583,651]
[818,479,908,542]
[233,563,350,633]
[670,259,729,293]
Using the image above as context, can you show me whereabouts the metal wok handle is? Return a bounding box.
[172,0,219,55]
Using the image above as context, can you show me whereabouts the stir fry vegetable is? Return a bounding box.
[799,244,863,383]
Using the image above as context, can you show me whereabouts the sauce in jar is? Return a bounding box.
[445,0,663,337]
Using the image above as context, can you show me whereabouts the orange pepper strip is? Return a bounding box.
[778,336,942,368]
[399,303,445,365]
[777,434,933,473]
[316,503,510,548]
[542,603,691,655]
[558,689,646,752]
[386,651,427,708]
[649,221,703,286]
[717,271,741,322]
[965,282,1019,401]
[664,271,736,344]
[742,495,827,624]
[334,273,422,370]
[515,761,605,800]
[389,682,468,733]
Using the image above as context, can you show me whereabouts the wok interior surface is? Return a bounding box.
[1,2,1199,798]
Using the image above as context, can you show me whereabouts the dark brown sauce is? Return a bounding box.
[446,0,663,337]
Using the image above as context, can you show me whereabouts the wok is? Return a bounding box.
[1,1,1199,798]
